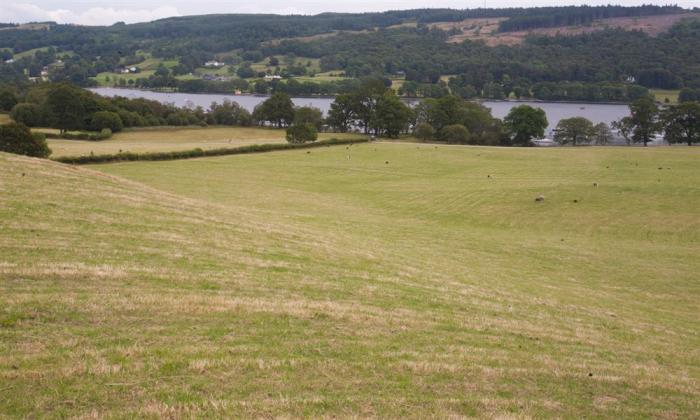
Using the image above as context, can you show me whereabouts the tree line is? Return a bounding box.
[549,97,700,147]
[2,81,697,162]
[497,5,684,32]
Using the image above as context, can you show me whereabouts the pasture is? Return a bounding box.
[45,126,359,157]
[0,143,698,417]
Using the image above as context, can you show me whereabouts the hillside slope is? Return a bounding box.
[1,146,699,417]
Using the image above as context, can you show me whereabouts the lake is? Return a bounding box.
[90,87,631,134]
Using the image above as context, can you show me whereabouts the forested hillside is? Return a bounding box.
[1,5,699,101]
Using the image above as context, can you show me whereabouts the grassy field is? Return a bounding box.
[251,56,322,75]
[0,113,10,124]
[652,89,680,104]
[93,56,179,86]
[1,144,699,417]
[45,126,361,157]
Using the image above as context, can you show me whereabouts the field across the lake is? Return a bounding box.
[1,143,698,417]
[44,126,361,157]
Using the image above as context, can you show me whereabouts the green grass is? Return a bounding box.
[45,126,361,157]
[1,144,699,417]
[92,56,179,86]
[293,72,350,83]
[93,70,156,86]
[251,56,322,74]
[652,89,680,104]
[12,47,51,59]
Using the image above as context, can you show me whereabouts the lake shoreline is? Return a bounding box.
[89,87,632,132]
[89,87,633,106]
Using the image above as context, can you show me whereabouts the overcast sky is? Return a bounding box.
[1,1,696,26]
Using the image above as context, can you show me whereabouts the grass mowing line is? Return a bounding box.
[52,137,369,164]
[2,145,699,417]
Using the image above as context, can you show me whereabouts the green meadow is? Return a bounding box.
[1,143,698,417]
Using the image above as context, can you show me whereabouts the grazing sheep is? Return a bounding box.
[535,195,545,202]
[385,161,389,164]
[593,182,598,187]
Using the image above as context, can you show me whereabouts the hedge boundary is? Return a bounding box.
[52,137,369,165]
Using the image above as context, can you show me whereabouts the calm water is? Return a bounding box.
[90,87,631,134]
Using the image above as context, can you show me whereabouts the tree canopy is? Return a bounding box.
[504,105,548,146]
[662,102,700,146]
[553,117,595,146]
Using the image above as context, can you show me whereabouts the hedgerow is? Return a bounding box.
[53,137,368,165]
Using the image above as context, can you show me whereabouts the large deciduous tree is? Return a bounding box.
[553,117,595,146]
[253,92,295,127]
[352,78,388,134]
[441,124,470,144]
[371,92,413,138]
[662,101,700,146]
[45,84,87,133]
[326,94,357,133]
[592,122,613,145]
[503,105,548,146]
[628,97,660,146]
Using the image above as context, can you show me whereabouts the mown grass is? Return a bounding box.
[46,126,361,157]
[1,144,698,417]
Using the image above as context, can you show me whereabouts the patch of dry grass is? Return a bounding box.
[45,126,360,157]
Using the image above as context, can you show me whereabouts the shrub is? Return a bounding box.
[99,128,113,140]
[10,103,46,127]
[286,123,318,144]
[90,111,124,132]
[414,122,435,141]
[0,90,18,112]
[0,122,51,158]
[440,124,470,144]
[117,110,146,127]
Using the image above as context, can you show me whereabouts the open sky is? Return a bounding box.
[2,1,697,26]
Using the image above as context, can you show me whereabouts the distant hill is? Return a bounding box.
[0,5,699,100]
